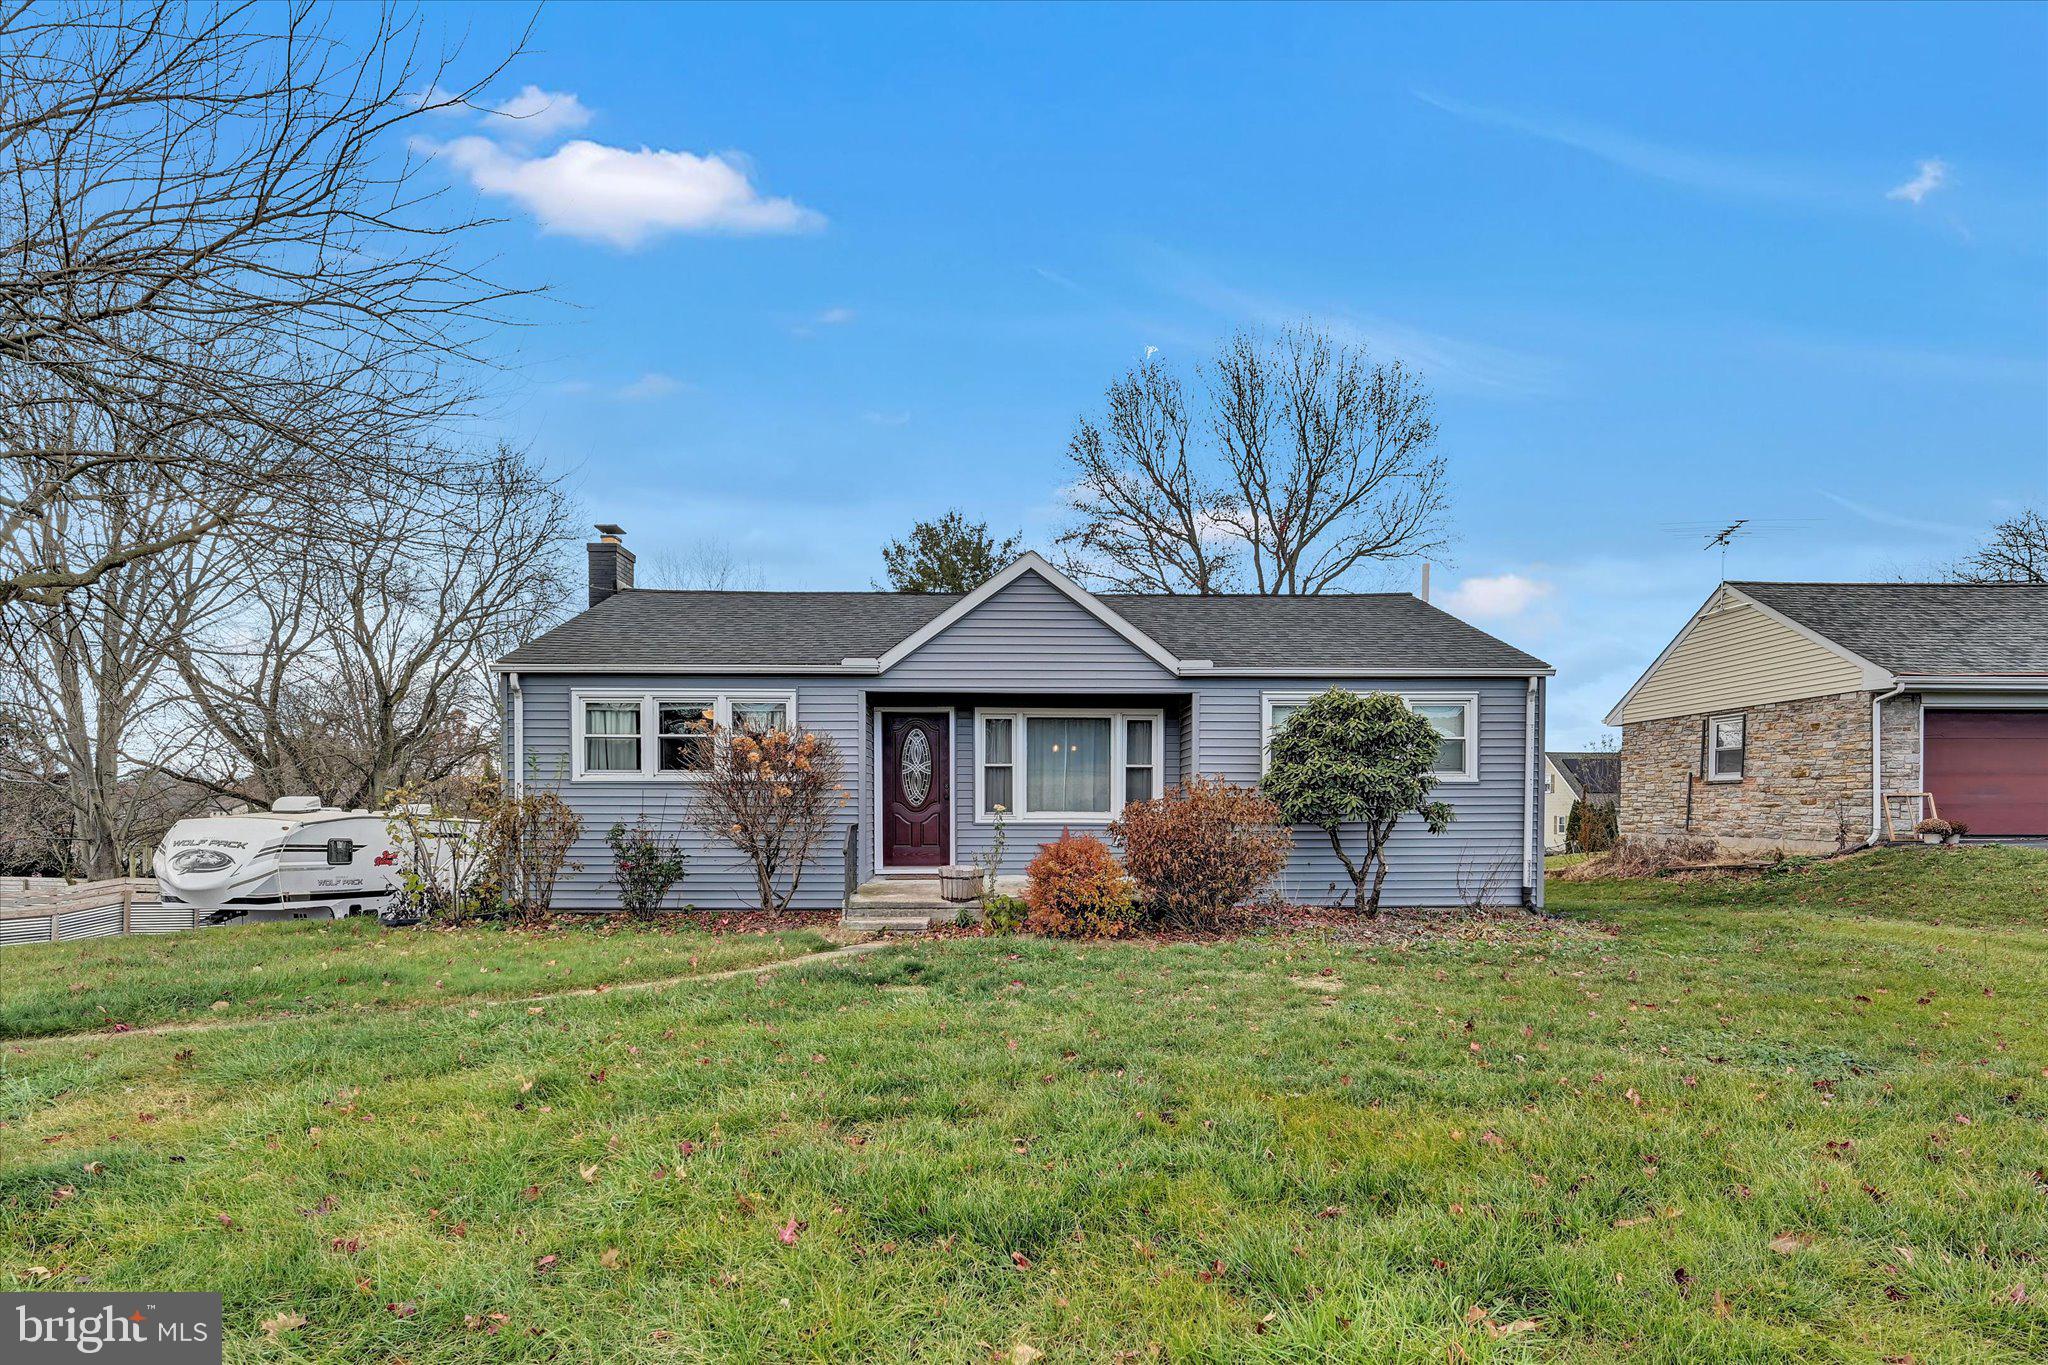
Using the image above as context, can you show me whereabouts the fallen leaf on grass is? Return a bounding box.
[777,1218,807,1246]
[600,1247,622,1269]
[1009,1250,1031,1269]
[579,1163,601,1184]
[1769,1232,1814,1254]
[1011,1346,1044,1365]
[259,1312,306,1339]
[386,1301,417,1318]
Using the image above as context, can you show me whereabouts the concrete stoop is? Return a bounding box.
[840,874,1026,933]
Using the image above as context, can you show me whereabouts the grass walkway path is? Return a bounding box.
[4,937,899,1048]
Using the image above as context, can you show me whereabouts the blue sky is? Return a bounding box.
[404,2,2046,746]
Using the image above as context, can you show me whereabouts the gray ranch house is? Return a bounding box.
[494,532,1554,915]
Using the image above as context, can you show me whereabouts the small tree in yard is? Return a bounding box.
[686,723,847,911]
[1261,688,1452,915]
[1110,778,1292,930]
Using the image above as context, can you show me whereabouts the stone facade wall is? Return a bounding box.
[1879,691,1927,830]
[1620,689,1919,853]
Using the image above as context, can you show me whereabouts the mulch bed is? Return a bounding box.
[920,903,1564,946]
[419,910,843,937]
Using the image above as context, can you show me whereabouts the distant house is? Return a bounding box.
[492,531,1555,913]
[1607,581,2048,851]
[1543,751,1619,852]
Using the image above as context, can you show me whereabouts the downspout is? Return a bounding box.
[1866,680,1904,846]
[1523,675,1538,908]
[507,671,525,794]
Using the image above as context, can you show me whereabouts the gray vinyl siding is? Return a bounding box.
[1187,677,1536,908]
[504,584,1541,910]
[878,570,1179,691]
[514,673,865,911]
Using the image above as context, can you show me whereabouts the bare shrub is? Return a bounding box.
[1556,835,1720,882]
[685,723,847,912]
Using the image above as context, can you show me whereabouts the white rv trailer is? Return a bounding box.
[153,797,468,925]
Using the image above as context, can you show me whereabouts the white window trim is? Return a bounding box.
[570,689,798,782]
[1260,690,1481,783]
[1706,711,1745,783]
[972,707,1165,823]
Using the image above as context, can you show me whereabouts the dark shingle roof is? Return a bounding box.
[1729,582,2048,676]
[1548,751,1620,800]
[500,585,1550,674]
[502,591,956,669]
[1103,593,1549,672]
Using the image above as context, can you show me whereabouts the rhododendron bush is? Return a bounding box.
[1110,778,1291,929]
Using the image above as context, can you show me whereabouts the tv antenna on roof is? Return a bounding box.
[1704,520,1748,577]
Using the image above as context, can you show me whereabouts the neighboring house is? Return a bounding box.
[1607,581,2048,851]
[1543,751,1619,852]
[493,533,1554,912]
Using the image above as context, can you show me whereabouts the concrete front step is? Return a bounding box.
[842,913,952,933]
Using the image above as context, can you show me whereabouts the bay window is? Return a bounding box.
[977,708,1164,819]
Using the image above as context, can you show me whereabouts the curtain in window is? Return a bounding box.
[1416,703,1468,775]
[584,702,641,772]
[1026,716,1111,813]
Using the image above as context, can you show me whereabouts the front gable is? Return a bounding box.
[1607,584,1890,725]
[873,561,1183,691]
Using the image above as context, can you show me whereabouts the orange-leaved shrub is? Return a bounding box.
[1110,778,1292,930]
[1023,830,1132,938]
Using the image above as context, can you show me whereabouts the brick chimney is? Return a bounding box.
[587,523,635,607]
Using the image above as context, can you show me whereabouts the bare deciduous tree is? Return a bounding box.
[1059,358,1235,594]
[0,0,528,610]
[169,445,575,809]
[1058,324,1451,594]
[0,420,238,876]
[639,539,768,591]
[1946,507,2048,584]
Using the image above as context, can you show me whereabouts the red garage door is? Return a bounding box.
[1923,710,2048,837]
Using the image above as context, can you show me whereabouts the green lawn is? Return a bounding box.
[0,916,842,1040]
[2,848,2043,1361]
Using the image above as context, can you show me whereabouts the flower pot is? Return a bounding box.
[937,866,984,902]
[1920,833,1942,844]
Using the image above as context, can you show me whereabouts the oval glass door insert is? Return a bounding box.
[900,727,932,806]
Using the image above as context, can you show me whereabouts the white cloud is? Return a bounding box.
[1441,572,1553,620]
[618,372,683,400]
[862,410,910,427]
[1415,89,1823,206]
[815,306,857,326]
[487,85,593,140]
[1886,159,1949,205]
[431,135,824,247]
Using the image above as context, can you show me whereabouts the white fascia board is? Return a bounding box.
[1204,665,1554,678]
[1897,674,2048,690]
[487,662,857,675]
[855,551,1186,674]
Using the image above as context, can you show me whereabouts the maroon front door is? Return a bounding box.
[1923,709,2048,837]
[882,713,950,868]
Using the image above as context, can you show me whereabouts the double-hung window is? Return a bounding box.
[1706,713,1745,781]
[977,709,1164,820]
[574,691,798,780]
[656,699,716,775]
[582,701,643,774]
[1262,691,1479,782]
